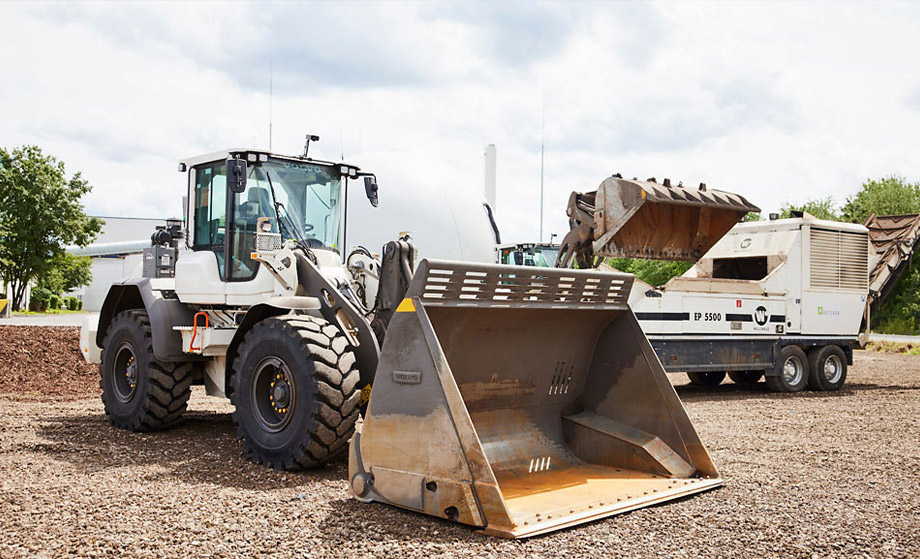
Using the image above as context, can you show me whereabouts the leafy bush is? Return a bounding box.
[607,258,693,287]
[28,287,52,312]
[48,294,61,310]
[872,258,920,335]
[779,197,840,221]
[64,296,80,311]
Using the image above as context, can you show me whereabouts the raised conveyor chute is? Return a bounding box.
[864,213,920,313]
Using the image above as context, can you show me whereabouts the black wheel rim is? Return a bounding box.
[251,356,296,433]
[113,342,138,404]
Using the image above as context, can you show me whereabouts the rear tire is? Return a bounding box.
[687,371,726,386]
[806,345,847,391]
[766,346,809,392]
[728,370,763,384]
[230,315,361,470]
[100,310,193,431]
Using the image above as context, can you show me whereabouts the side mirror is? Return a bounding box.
[364,175,379,207]
[227,157,247,193]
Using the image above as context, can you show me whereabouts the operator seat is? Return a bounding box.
[242,186,273,228]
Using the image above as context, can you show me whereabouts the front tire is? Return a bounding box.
[230,315,361,470]
[807,345,847,391]
[100,310,193,431]
[766,346,809,392]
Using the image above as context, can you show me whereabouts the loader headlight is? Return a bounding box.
[260,220,273,233]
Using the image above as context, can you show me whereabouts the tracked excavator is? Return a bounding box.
[81,146,721,538]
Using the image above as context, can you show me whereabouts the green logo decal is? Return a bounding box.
[818,306,823,315]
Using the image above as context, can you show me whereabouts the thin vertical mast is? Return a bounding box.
[540,103,545,243]
[269,59,273,151]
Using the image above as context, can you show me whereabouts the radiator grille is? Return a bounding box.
[809,228,868,290]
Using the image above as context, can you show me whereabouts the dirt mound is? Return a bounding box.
[0,326,99,401]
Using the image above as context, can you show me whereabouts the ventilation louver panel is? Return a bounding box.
[810,228,868,290]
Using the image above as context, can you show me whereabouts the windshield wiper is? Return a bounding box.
[265,170,306,242]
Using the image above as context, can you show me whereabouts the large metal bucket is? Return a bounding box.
[592,177,759,261]
[349,260,722,538]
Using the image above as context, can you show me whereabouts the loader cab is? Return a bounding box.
[182,150,354,282]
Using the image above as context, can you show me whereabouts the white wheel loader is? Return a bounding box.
[81,145,722,537]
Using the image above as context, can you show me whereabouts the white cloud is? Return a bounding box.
[1,0,919,248]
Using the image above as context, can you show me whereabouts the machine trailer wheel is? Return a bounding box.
[100,310,193,431]
[766,346,809,392]
[728,371,763,384]
[806,345,847,391]
[687,371,726,386]
[230,315,361,470]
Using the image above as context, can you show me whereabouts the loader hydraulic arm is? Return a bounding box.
[370,237,417,343]
[556,191,598,269]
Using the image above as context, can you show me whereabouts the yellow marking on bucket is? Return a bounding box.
[359,384,372,407]
[395,299,416,313]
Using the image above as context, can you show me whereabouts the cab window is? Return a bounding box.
[192,163,228,278]
[228,167,276,280]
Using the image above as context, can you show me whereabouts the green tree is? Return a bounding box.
[607,258,693,287]
[840,175,920,223]
[37,252,93,296]
[873,258,920,334]
[839,176,920,334]
[0,145,102,310]
[779,197,840,221]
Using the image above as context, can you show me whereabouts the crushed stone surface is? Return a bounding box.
[0,327,918,558]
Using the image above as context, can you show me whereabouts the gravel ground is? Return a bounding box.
[0,331,918,558]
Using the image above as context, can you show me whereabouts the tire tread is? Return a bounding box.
[100,310,193,432]
[229,315,360,470]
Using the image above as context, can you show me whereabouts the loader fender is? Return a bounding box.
[223,298,323,394]
[96,279,198,362]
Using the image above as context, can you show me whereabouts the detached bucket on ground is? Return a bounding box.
[349,260,722,538]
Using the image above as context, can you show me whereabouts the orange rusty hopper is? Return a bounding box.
[349,260,722,538]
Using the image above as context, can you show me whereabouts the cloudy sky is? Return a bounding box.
[2,1,919,245]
